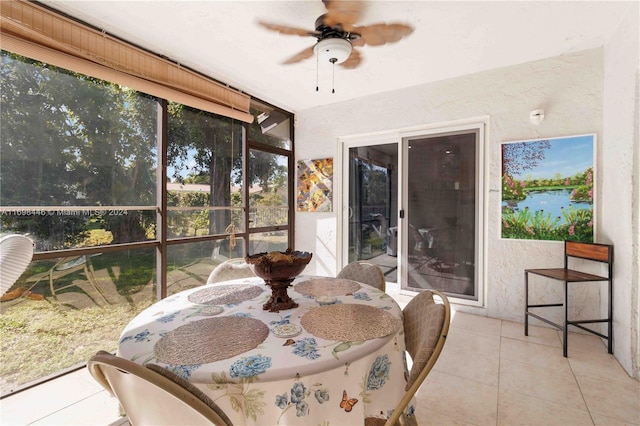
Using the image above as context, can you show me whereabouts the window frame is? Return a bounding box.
[0,51,295,396]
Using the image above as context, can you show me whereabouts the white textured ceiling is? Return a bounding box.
[40,1,632,113]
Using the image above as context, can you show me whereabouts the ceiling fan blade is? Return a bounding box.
[257,20,320,37]
[281,45,316,64]
[322,0,365,28]
[352,23,414,47]
[339,48,362,69]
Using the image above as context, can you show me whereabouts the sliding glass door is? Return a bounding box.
[403,130,479,300]
[346,144,399,281]
[342,122,484,302]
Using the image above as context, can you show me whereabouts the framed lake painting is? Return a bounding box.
[501,134,595,242]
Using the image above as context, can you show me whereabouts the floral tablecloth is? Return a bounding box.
[117,276,412,425]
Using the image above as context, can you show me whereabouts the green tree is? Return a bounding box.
[2,52,290,251]
[167,103,241,235]
[502,140,551,177]
[1,52,157,248]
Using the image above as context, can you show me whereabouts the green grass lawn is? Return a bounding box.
[0,297,152,393]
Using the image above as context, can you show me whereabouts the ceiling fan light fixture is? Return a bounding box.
[314,38,352,64]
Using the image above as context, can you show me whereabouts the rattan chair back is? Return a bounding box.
[336,261,386,292]
[206,258,255,284]
[87,351,233,425]
[386,290,450,426]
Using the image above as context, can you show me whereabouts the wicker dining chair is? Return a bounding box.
[206,258,255,284]
[386,289,450,426]
[336,261,386,292]
[87,351,233,425]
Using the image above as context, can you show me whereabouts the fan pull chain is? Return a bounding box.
[316,53,319,92]
[330,58,337,93]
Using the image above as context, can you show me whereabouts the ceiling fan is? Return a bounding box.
[258,0,414,70]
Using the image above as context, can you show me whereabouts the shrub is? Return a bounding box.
[502,174,526,202]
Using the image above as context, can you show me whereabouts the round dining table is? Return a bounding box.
[117,275,412,425]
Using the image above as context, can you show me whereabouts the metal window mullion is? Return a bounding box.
[157,99,168,300]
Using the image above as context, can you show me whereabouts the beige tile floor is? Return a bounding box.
[2,287,639,426]
[414,311,639,426]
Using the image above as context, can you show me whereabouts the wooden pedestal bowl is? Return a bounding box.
[245,250,312,312]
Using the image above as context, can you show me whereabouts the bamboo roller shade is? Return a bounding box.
[0,0,253,123]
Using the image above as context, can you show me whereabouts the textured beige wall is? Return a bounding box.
[602,3,640,379]
[295,35,638,375]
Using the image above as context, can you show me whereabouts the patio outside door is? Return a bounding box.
[342,122,483,303]
[403,130,479,300]
[346,143,399,281]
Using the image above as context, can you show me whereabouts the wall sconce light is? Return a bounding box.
[529,109,545,125]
